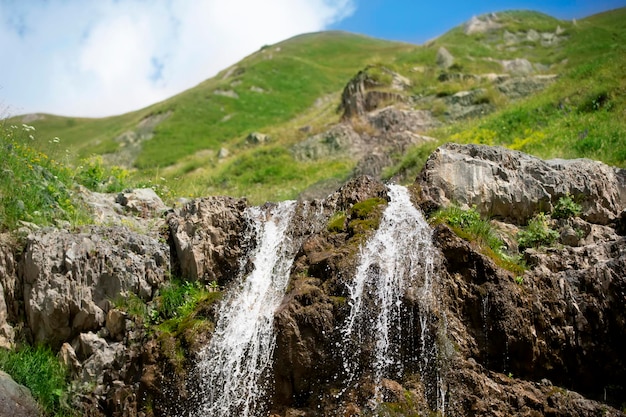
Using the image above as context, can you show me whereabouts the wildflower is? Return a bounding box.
[28,134,35,140]
[52,137,60,143]
[22,124,36,131]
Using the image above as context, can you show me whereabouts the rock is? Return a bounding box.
[419,143,626,224]
[167,196,248,284]
[497,75,558,99]
[80,187,168,234]
[115,188,167,217]
[217,147,229,159]
[436,46,455,69]
[367,107,440,133]
[59,342,82,377]
[246,132,270,145]
[0,236,18,349]
[21,226,169,347]
[464,13,502,34]
[338,67,405,119]
[292,124,361,162]
[105,309,126,341]
[501,58,534,75]
[0,371,41,417]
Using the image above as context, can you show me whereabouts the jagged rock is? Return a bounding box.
[59,342,82,377]
[167,196,248,284]
[115,188,168,217]
[436,47,455,69]
[419,143,626,224]
[0,236,17,348]
[105,309,127,342]
[0,370,41,417]
[338,67,405,119]
[80,187,169,234]
[21,226,169,347]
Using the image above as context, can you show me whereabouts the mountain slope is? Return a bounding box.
[11,8,626,204]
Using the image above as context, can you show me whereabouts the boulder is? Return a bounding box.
[246,132,270,145]
[436,46,455,69]
[21,227,169,347]
[419,143,626,224]
[115,188,168,217]
[167,196,248,284]
[0,371,41,417]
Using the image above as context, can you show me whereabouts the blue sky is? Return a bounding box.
[0,0,624,118]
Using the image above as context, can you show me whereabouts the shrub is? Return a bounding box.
[517,212,559,250]
[552,194,582,219]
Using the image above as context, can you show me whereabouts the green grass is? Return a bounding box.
[430,205,525,274]
[0,345,75,416]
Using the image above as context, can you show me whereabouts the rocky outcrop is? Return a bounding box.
[0,235,18,349]
[21,226,169,347]
[419,143,626,224]
[2,146,626,417]
[0,371,41,417]
[338,67,406,120]
[167,196,248,284]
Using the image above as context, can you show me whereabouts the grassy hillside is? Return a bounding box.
[5,8,626,208]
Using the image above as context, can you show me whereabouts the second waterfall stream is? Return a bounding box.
[188,185,445,416]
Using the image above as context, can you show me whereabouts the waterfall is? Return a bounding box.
[189,201,297,417]
[340,184,444,412]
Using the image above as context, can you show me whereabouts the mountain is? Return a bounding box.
[11,8,626,204]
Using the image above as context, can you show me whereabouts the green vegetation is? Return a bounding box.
[0,123,91,231]
[430,205,525,274]
[327,211,347,232]
[348,197,388,235]
[0,345,75,416]
[517,212,560,250]
[552,194,582,219]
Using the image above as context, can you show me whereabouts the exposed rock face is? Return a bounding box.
[0,371,41,417]
[419,143,626,224]
[0,236,18,348]
[338,67,406,120]
[21,226,169,347]
[2,147,626,417]
[464,13,502,35]
[167,196,248,284]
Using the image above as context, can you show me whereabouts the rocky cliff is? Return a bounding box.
[0,145,625,416]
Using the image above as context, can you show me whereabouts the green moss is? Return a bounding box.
[350,197,387,219]
[327,211,347,232]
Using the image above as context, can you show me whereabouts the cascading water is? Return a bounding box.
[189,201,297,417]
[340,184,445,412]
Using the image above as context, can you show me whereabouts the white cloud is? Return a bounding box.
[0,0,355,117]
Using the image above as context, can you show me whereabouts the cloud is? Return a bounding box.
[0,0,355,117]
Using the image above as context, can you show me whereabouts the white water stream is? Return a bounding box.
[190,201,297,417]
[340,184,444,411]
